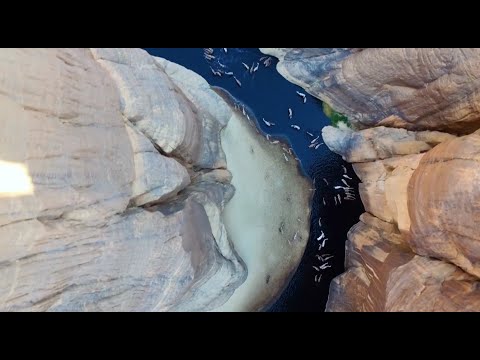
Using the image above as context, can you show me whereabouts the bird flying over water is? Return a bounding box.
[233,76,242,87]
[296,91,307,103]
[262,118,275,127]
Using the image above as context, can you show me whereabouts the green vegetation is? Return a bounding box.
[322,102,350,128]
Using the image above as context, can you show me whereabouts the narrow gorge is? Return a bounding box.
[1,48,478,311]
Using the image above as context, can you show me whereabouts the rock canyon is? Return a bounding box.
[261,48,480,311]
[1,48,479,311]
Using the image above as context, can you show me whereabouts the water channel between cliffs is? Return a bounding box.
[144,48,365,311]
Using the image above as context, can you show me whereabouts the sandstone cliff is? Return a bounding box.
[0,48,246,311]
[263,48,480,311]
[261,48,480,134]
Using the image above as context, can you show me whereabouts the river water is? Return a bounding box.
[144,48,364,311]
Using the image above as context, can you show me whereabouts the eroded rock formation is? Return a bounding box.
[261,48,480,134]
[0,48,246,311]
[264,48,480,311]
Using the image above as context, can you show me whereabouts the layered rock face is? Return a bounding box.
[263,48,480,311]
[0,48,246,311]
[261,48,480,134]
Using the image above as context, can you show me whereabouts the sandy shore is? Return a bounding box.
[213,89,313,311]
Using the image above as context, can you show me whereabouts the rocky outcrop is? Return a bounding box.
[91,48,230,170]
[327,213,480,312]
[265,48,480,311]
[0,48,246,311]
[322,126,455,163]
[322,125,480,311]
[261,48,480,134]
[408,132,480,278]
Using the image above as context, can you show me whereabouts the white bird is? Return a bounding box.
[306,131,314,137]
[321,238,328,248]
[291,125,300,130]
[283,153,289,162]
[296,91,307,103]
[312,266,320,272]
[322,197,326,205]
[315,274,323,283]
[337,194,342,204]
[223,48,228,53]
[311,136,320,144]
[315,143,323,150]
[242,62,250,70]
[262,118,275,127]
[242,106,246,116]
[210,67,222,76]
[341,179,350,187]
[266,134,270,141]
[343,174,353,180]
[319,263,331,270]
[271,140,279,144]
[233,76,242,87]
[334,196,338,206]
[282,147,292,155]
[253,62,260,72]
[224,71,234,76]
[342,165,347,174]
[293,231,298,242]
[250,62,255,74]
[317,231,325,241]
[323,255,334,261]
[309,143,316,148]
[323,178,329,185]
[318,217,322,227]
[288,108,293,119]
[246,114,250,120]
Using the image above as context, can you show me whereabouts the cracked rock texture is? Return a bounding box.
[264,48,480,311]
[0,48,245,311]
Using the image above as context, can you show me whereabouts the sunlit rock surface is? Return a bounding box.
[0,48,247,311]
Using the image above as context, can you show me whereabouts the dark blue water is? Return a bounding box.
[144,48,364,312]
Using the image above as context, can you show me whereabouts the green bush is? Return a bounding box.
[322,102,350,128]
